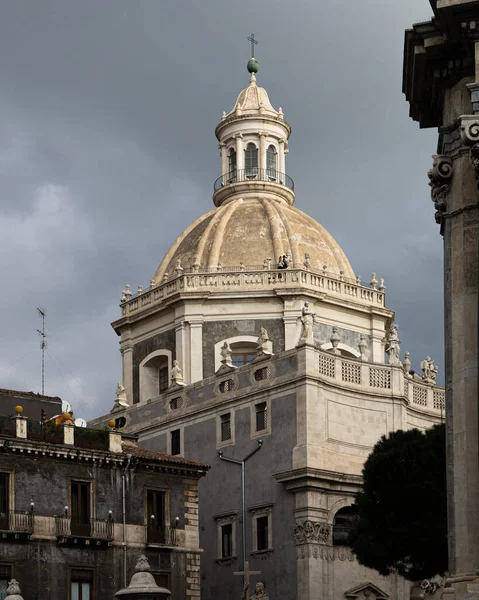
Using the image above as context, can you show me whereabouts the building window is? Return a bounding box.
[70,569,93,600]
[332,506,357,546]
[220,413,231,442]
[218,379,235,393]
[250,504,273,554]
[147,489,166,544]
[255,403,267,432]
[254,366,271,382]
[256,516,269,551]
[228,149,237,179]
[266,145,277,178]
[0,565,12,600]
[221,523,233,558]
[245,143,258,177]
[70,481,91,537]
[171,429,181,456]
[214,512,237,560]
[0,474,9,531]
[231,352,256,367]
[159,365,169,394]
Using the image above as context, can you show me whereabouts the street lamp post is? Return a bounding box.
[218,439,263,579]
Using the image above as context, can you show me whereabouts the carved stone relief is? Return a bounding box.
[293,520,331,545]
[295,544,355,561]
[460,117,479,190]
[427,155,453,225]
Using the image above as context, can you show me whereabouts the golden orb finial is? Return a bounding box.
[15,405,23,415]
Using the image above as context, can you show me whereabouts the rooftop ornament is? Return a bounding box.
[115,555,171,599]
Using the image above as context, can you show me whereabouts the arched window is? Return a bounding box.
[332,506,358,546]
[228,149,237,181]
[266,145,277,179]
[245,143,258,178]
[139,350,172,402]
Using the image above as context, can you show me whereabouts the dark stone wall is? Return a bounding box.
[184,391,297,600]
[136,348,299,600]
[132,328,176,404]
[202,318,285,377]
[0,450,193,599]
[314,322,372,359]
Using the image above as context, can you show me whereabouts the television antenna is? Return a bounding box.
[36,308,47,395]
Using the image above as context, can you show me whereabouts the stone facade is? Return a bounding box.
[92,344,444,600]
[0,406,208,600]
[98,55,447,600]
[403,4,479,597]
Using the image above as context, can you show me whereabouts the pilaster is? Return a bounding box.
[188,320,204,383]
[175,321,189,385]
[120,342,134,406]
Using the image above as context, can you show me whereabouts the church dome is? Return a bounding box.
[153,197,355,282]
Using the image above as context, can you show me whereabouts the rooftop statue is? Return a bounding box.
[385,324,401,365]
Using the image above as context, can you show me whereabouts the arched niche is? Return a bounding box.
[139,349,173,403]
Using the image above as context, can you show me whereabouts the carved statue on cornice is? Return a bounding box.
[220,341,232,365]
[428,154,453,224]
[299,302,316,345]
[420,356,438,383]
[385,324,401,366]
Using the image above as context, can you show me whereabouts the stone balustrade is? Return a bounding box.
[317,350,445,416]
[120,267,385,317]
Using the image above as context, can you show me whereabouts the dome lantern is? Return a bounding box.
[214,41,293,208]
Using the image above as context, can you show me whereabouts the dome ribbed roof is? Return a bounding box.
[226,73,280,119]
[153,197,355,282]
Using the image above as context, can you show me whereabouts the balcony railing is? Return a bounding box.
[55,516,113,541]
[213,168,294,192]
[0,511,34,534]
[146,525,177,546]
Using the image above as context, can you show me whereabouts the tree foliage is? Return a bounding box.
[349,424,447,580]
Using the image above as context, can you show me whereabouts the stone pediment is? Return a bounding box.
[215,363,237,376]
[344,582,389,600]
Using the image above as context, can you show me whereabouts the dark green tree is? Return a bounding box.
[349,424,447,580]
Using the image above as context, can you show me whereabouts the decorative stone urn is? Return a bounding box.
[5,579,24,600]
[115,556,171,599]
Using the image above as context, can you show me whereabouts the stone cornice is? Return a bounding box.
[0,437,206,477]
[273,466,363,493]
[403,5,479,127]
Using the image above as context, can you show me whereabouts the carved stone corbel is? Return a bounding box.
[460,116,479,190]
[427,154,453,226]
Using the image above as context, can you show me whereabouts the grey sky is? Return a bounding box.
[0,0,441,419]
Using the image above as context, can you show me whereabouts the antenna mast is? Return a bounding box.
[37,308,46,395]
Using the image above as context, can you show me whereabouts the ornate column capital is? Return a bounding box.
[293,519,331,545]
[460,116,479,189]
[428,154,453,229]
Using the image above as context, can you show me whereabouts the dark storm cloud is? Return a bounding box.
[0,0,442,418]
